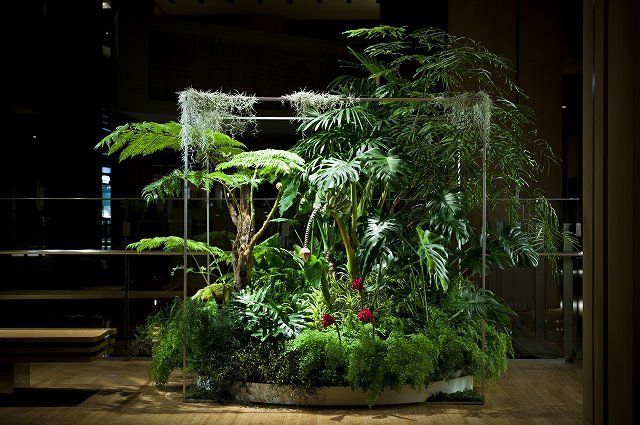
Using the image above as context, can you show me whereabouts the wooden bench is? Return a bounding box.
[0,328,116,394]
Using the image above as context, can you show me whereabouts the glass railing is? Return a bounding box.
[0,197,582,359]
[487,198,583,360]
[0,197,283,355]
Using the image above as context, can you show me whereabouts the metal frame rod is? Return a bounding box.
[481,125,488,403]
[255,96,433,102]
[182,141,189,399]
[0,250,211,256]
[0,249,582,257]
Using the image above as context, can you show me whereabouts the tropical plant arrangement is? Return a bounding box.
[99,26,573,406]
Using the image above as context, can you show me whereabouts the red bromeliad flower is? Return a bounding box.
[321,314,335,328]
[357,308,372,323]
[351,277,364,291]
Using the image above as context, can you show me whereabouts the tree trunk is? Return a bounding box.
[232,186,254,290]
[227,183,282,291]
[233,247,253,291]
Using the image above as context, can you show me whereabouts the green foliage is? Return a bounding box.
[416,228,449,290]
[287,329,347,386]
[427,389,483,402]
[344,333,386,403]
[343,331,438,405]
[309,158,360,190]
[96,122,247,163]
[192,281,234,304]
[278,175,301,215]
[344,25,407,40]
[216,149,305,179]
[142,298,237,386]
[96,122,181,161]
[127,236,228,260]
[359,147,409,191]
[448,284,515,335]
[358,217,402,274]
[423,189,470,248]
[382,332,438,390]
[140,170,186,203]
[121,25,550,407]
[232,281,310,341]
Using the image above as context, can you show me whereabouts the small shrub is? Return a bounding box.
[287,329,347,386]
[383,332,438,390]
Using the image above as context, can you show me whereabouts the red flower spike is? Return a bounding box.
[357,308,372,323]
[351,277,364,291]
[321,314,335,328]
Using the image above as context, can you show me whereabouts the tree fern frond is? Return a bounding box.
[127,236,229,261]
[96,122,182,161]
[141,170,206,203]
[207,132,247,157]
[96,122,247,163]
[205,171,263,189]
[216,149,304,178]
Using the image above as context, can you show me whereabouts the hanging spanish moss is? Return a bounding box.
[283,90,348,116]
[178,88,258,165]
[437,91,492,138]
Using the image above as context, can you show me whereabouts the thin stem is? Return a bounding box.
[249,188,283,250]
[334,215,357,279]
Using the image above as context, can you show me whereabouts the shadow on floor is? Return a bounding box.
[0,388,100,407]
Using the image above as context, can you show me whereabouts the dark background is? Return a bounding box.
[3,0,582,358]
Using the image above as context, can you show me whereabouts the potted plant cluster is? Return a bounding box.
[98,26,572,406]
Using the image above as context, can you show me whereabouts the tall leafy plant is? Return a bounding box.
[97,115,304,290]
[289,25,571,296]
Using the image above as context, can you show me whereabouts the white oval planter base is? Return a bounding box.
[231,375,473,406]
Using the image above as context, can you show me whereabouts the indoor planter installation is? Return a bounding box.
[97,26,566,407]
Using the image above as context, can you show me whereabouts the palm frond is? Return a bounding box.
[344,25,407,40]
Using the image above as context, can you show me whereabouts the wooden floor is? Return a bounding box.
[0,359,582,424]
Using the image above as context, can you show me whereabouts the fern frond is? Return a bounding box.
[96,122,182,161]
[205,171,263,189]
[207,132,247,157]
[141,170,206,203]
[96,122,247,163]
[216,149,304,178]
[127,236,229,260]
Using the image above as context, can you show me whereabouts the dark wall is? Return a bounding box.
[582,0,640,422]
[6,1,107,248]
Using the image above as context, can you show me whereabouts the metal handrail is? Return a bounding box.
[0,249,583,257]
[0,249,210,256]
[0,197,582,201]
